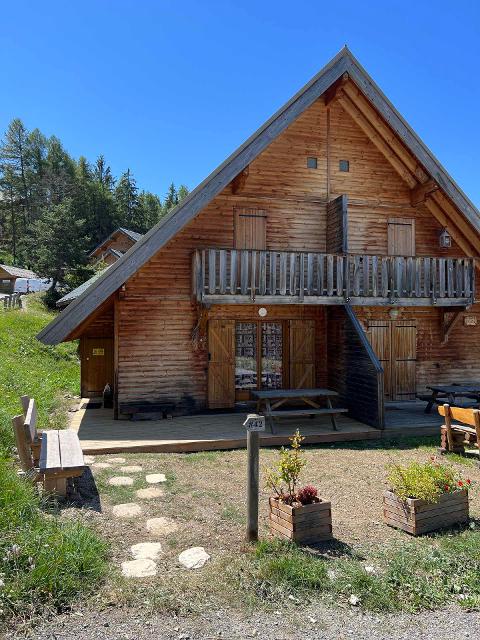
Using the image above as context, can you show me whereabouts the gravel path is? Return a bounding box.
[6,604,480,640]
[7,605,480,639]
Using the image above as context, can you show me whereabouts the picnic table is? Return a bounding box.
[251,388,348,434]
[421,385,480,414]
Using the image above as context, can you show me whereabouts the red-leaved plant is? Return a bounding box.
[297,484,319,505]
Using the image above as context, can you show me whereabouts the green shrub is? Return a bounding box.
[387,458,469,503]
[0,458,109,621]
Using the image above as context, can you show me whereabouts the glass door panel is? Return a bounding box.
[261,322,283,389]
[235,322,257,390]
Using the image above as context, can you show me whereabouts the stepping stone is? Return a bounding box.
[136,487,164,500]
[119,465,143,473]
[109,476,134,486]
[109,457,126,463]
[146,517,178,536]
[145,473,167,484]
[112,503,143,519]
[92,462,112,469]
[121,559,157,578]
[84,455,95,464]
[178,547,210,569]
[131,542,163,560]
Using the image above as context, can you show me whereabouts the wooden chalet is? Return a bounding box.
[89,227,142,266]
[0,264,38,293]
[38,48,480,439]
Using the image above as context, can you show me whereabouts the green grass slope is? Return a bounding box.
[0,294,79,452]
[0,296,108,626]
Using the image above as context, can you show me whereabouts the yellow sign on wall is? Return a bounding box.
[92,348,105,356]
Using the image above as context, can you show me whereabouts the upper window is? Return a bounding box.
[339,159,350,172]
[307,157,318,169]
[234,208,267,250]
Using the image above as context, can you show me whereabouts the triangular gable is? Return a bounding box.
[37,47,480,345]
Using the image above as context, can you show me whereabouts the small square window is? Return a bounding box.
[307,157,317,169]
[339,159,349,172]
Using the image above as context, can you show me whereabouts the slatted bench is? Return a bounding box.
[12,396,85,496]
[438,403,480,455]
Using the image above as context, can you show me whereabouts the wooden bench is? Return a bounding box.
[120,401,175,421]
[12,396,85,496]
[438,403,480,455]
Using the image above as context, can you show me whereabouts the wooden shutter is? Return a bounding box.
[368,320,392,400]
[208,319,235,408]
[392,321,416,400]
[387,218,415,256]
[289,319,315,389]
[234,208,267,249]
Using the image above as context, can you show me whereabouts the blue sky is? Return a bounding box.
[1,1,479,206]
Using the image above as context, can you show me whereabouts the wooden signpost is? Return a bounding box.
[243,414,265,542]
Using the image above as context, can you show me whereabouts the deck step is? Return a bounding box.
[267,408,348,417]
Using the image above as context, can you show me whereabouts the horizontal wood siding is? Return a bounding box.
[327,306,384,428]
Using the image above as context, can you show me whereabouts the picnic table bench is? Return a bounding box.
[252,388,348,434]
[438,403,480,455]
[12,396,85,496]
[420,384,480,414]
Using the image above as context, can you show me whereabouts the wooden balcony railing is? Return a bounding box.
[192,249,475,306]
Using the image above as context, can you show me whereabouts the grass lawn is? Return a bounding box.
[0,296,108,628]
[86,437,480,615]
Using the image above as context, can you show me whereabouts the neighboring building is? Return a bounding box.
[56,268,109,309]
[38,48,480,429]
[0,264,38,294]
[89,227,142,266]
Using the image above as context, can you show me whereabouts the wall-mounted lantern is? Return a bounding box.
[439,228,452,248]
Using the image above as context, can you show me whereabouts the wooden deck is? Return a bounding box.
[70,399,443,454]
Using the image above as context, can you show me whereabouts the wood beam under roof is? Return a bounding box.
[431,190,480,255]
[410,179,439,206]
[337,91,418,188]
[324,72,350,106]
[231,166,249,194]
[342,82,429,184]
[424,198,477,258]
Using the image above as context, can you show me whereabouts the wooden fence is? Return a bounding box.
[193,249,475,306]
[2,293,22,310]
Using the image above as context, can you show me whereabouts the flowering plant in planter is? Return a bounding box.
[384,457,471,535]
[265,430,332,543]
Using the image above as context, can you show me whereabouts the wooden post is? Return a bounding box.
[244,414,265,543]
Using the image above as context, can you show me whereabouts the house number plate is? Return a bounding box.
[92,348,105,356]
[243,414,265,432]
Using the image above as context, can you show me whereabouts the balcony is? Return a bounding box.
[192,249,475,306]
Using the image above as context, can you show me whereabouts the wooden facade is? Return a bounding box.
[38,49,480,431]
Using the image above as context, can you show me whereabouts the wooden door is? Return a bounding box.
[82,337,114,397]
[368,320,416,401]
[392,321,417,400]
[234,208,267,249]
[208,319,235,408]
[368,320,392,400]
[387,218,415,256]
[289,319,315,388]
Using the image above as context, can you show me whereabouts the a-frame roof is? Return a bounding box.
[89,227,142,257]
[37,46,480,345]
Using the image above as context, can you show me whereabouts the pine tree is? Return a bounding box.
[27,199,89,290]
[94,155,115,191]
[114,169,140,230]
[137,191,163,231]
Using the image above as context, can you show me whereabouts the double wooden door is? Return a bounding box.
[207,318,315,408]
[368,320,416,401]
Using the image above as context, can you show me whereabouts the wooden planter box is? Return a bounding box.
[269,497,333,543]
[383,489,469,535]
